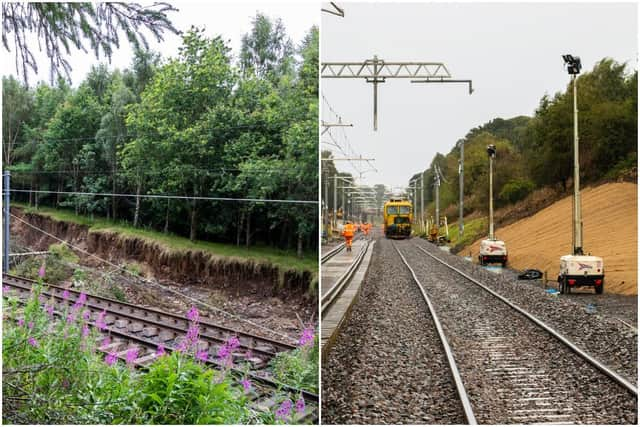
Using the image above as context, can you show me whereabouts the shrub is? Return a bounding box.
[499,179,535,205]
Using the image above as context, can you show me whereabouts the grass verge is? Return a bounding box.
[13,203,317,273]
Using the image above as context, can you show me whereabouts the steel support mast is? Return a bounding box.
[572,74,582,255]
[322,56,471,130]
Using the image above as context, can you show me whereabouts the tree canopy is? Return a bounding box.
[4,17,319,257]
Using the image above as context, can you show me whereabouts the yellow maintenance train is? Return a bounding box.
[383,199,412,239]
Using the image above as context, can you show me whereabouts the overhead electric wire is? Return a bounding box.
[9,189,318,205]
[9,213,297,342]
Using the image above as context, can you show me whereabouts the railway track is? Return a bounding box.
[321,239,370,315]
[393,240,637,424]
[2,273,318,422]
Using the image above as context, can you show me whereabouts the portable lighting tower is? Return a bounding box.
[478,144,508,266]
[557,53,604,294]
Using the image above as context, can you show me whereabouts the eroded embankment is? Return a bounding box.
[10,207,316,302]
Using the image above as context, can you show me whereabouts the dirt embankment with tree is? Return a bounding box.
[462,182,637,295]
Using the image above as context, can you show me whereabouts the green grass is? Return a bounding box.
[14,203,317,272]
[448,216,487,254]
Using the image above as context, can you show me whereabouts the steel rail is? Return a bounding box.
[321,242,345,263]
[2,275,319,412]
[321,240,370,315]
[393,242,477,424]
[3,276,282,361]
[3,273,294,352]
[414,243,638,397]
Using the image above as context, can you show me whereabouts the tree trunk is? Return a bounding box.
[111,166,117,220]
[237,210,244,246]
[56,179,62,208]
[73,168,79,215]
[164,199,170,234]
[245,210,251,249]
[189,198,198,242]
[29,177,33,206]
[134,179,141,227]
[297,232,303,258]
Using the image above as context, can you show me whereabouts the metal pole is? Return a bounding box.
[459,141,464,236]
[3,171,10,272]
[435,176,440,233]
[489,155,494,240]
[573,75,582,255]
[420,173,424,233]
[373,56,379,131]
[333,175,338,230]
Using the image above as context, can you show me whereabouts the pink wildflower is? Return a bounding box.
[186,323,199,344]
[72,292,87,310]
[186,306,199,322]
[95,310,107,331]
[28,337,38,348]
[105,351,118,366]
[125,348,139,365]
[2,285,9,293]
[82,310,91,321]
[217,344,230,359]
[298,327,315,347]
[156,344,165,357]
[240,378,251,393]
[45,305,54,317]
[295,397,306,414]
[196,349,209,363]
[275,399,292,421]
[227,336,240,350]
[176,339,189,352]
[66,313,75,324]
[82,324,90,338]
[62,289,70,300]
[27,321,34,329]
[101,337,111,347]
[38,264,46,278]
[17,318,24,327]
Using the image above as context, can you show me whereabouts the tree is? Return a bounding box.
[2,75,33,165]
[3,2,177,84]
[240,13,293,80]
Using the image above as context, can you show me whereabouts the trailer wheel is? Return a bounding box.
[560,276,567,294]
[595,283,604,294]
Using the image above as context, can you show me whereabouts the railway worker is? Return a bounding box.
[342,221,356,252]
[363,222,371,236]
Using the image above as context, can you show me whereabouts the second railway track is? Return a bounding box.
[394,240,637,424]
[3,273,318,422]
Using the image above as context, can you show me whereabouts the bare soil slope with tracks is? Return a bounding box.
[463,182,637,295]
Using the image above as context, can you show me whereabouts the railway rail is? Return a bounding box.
[393,241,637,424]
[2,273,318,422]
[321,239,369,315]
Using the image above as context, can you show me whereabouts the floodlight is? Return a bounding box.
[562,54,582,75]
[487,144,496,158]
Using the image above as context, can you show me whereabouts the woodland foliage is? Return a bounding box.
[4,15,319,256]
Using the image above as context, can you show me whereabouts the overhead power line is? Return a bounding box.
[9,189,318,205]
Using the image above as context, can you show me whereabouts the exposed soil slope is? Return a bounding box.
[462,182,637,295]
[10,207,316,301]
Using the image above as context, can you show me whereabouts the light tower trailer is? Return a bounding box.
[478,144,508,267]
[557,54,605,295]
[558,255,604,294]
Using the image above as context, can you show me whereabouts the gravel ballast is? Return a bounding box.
[399,240,636,424]
[321,237,466,424]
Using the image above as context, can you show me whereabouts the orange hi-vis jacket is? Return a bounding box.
[342,223,355,238]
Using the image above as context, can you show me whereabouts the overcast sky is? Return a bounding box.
[3,1,319,85]
[321,2,638,188]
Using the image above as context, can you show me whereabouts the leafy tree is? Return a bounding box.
[240,12,294,80]
[3,2,177,84]
[2,75,33,165]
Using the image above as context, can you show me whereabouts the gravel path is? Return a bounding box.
[321,237,465,424]
[399,240,636,424]
[416,239,637,385]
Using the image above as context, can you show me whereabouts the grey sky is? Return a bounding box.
[321,2,637,188]
[4,1,319,85]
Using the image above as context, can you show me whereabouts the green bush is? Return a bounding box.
[499,179,535,205]
[269,335,318,394]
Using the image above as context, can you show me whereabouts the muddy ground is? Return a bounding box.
[10,209,316,346]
